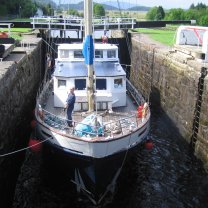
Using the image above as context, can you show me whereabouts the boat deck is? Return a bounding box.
[39,84,147,138]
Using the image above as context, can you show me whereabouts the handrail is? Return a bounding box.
[36,105,148,138]
[30,16,136,30]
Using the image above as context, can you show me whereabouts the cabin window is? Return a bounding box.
[114,78,123,88]
[95,50,103,58]
[60,50,68,58]
[96,79,106,90]
[75,79,86,90]
[58,79,66,89]
[107,50,116,58]
[74,50,83,58]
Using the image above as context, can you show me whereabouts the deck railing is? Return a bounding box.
[36,78,150,139]
[36,103,149,139]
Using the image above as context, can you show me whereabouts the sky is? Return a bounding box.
[136,0,208,9]
[57,0,208,9]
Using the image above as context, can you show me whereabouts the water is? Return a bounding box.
[13,109,208,208]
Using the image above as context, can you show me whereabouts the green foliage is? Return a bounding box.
[40,3,54,16]
[199,15,208,26]
[146,7,158,20]
[164,3,208,26]
[146,6,165,20]
[93,3,105,17]
[56,8,63,14]
[164,8,185,20]
[21,0,38,17]
[0,5,8,16]
[0,0,37,18]
[197,9,208,25]
[184,9,199,20]
[155,6,165,20]
[192,2,207,10]
[67,9,79,16]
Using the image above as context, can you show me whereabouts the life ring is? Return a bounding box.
[137,104,143,118]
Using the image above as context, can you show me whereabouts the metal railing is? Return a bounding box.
[30,16,136,31]
[37,105,149,139]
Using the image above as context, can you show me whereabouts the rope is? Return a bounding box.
[42,38,57,54]
[0,137,51,157]
[121,133,132,168]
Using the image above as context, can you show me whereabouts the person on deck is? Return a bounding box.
[65,85,76,127]
[102,30,108,44]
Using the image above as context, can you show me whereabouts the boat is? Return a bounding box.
[34,0,150,205]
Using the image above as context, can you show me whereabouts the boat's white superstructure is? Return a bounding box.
[53,43,126,110]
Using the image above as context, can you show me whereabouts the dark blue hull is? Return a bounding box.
[41,140,130,204]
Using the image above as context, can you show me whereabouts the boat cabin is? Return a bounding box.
[175,26,208,61]
[53,43,126,111]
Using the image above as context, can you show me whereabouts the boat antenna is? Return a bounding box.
[83,0,95,112]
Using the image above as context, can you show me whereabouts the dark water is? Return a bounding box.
[13,109,208,208]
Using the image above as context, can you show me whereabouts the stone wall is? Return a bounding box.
[130,34,208,171]
[0,35,43,208]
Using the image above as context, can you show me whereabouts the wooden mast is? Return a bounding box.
[84,0,95,112]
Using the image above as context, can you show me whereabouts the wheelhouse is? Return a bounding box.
[53,43,126,111]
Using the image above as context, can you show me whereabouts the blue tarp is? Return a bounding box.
[74,114,103,137]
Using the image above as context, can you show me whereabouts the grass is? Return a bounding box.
[106,10,147,21]
[105,11,178,46]
[1,28,32,33]
[0,28,33,40]
[131,26,178,46]
[11,18,31,22]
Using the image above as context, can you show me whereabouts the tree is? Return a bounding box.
[199,15,208,26]
[93,3,105,17]
[164,8,185,20]
[197,8,208,25]
[184,9,199,20]
[0,0,37,18]
[0,5,8,16]
[146,6,165,20]
[41,3,54,16]
[189,3,195,9]
[146,6,158,20]
[155,6,165,20]
[20,0,38,17]
[195,2,206,10]
[67,9,79,16]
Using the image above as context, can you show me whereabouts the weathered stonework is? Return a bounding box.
[0,35,43,207]
[130,35,208,172]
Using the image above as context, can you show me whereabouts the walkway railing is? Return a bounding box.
[30,16,136,31]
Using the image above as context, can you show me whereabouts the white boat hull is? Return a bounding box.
[36,118,150,158]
